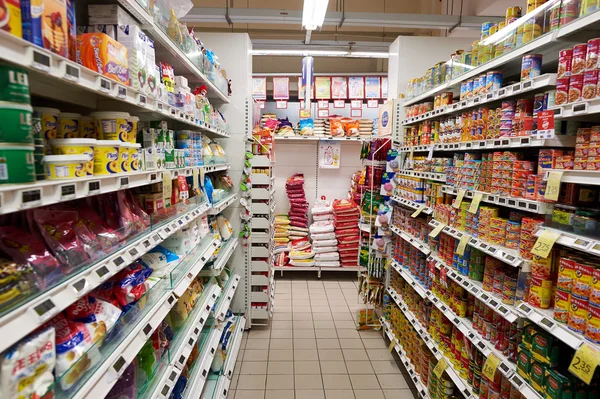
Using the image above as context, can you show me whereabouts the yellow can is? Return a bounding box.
[34,107,60,141]
[79,116,95,138]
[44,154,90,179]
[91,112,130,142]
[48,138,96,176]
[94,140,121,175]
[58,113,81,138]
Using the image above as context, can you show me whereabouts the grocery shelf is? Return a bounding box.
[140,284,222,399]
[380,317,430,399]
[252,173,274,186]
[385,288,475,399]
[116,0,229,102]
[396,170,446,182]
[0,201,211,353]
[397,135,576,154]
[402,74,557,125]
[213,275,241,321]
[391,196,433,215]
[543,169,600,186]
[0,29,231,132]
[183,325,224,399]
[251,155,273,168]
[202,375,231,399]
[171,237,221,297]
[390,261,429,299]
[222,315,246,378]
[534,225,600,256]
[0,163,229,216]
[200,238,239,276]
[208,193,239,215]
[428,219,526,267]
[275,136,370,142]
[275,265,365,278]
[390,225,431,255]
[440,185,554,215]
[552,97,600,120]
[428,254,519,323]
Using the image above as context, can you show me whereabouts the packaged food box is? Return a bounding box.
[76,33,129,86]
[516,347,533,379]
[0,0,22,38]
[22,0,67,56]
[87,4,138,26]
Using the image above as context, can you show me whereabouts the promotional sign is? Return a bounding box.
[365,76,381,98]
[315,76,331,99]
[378,100,393,136]
[349,76,365,98]
[331,77,348,99]
[252,77,266,99]
[273,77,290,100]
[319,140,341,169]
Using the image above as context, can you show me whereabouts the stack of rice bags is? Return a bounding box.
[286,174,314,266]
[359,118,374,138]
[274,215,291,267]
[333,199,361,267]
[310,200,340,268]
[314,119,327,137]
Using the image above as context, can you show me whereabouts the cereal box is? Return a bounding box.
[22,0,67,56]
[0,0,22,38]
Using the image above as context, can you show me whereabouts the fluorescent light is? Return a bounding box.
[302,0,329,30]
[444,60,476,70]
[349,52,390,58]
[251,49,348,56]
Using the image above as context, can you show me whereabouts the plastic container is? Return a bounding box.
[34,107,60,141]
[93,140,121,175]
[0,102,33,144]
[44,154,90,180]
[48,138,96,176]
[0,65,30,103]
[119,144,129,173]
[78,116,95,138]
[91,111,130,142]
[57,112,81,139]
[128,143,141,172]
[127,116,139,143]
[0,144,35,183]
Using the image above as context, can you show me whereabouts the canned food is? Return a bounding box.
[568,296,589,334]
[585,304,600,344]
[554,289,570,324]
[572,44,588,75]
[521,54,542,81]
[555,78,570,105]
[558,49,573,79]
[583,70,598,100]
[568,74,584,103]
[586,38,600,71]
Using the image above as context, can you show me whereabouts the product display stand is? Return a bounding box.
[383,6,600,399]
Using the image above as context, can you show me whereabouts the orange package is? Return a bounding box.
[345,120,360,137]
[330,118,344,137]
[76,33,130,86]
[0,0,22,38]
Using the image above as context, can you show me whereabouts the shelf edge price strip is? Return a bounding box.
[429,222,446,238]
[482,353,501,381]
[411,204,426,218]
[453,189,466,209]
[544,171,563,201]
[468,192,484,214]
[456,234,470,256]
[531,229,562,259]
[568,343,600,384]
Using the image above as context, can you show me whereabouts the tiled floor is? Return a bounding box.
[229,272,414,399]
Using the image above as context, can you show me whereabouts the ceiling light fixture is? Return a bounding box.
[302,0,329,31]
[250,49,389,58]
[349,52,390,58]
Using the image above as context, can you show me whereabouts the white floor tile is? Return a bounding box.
[240,362,268,375]
[344,361,374,375]
[245,350,269,362]
[339,338,364,349]
[266,374,294,390]
[382,390,413,399]
[377,375,410,389]
[234,390,265,399]
[294,338,317,349]
[271,329,293,339]
[269,349,294,361]
[336,330,360,339]
[265,390,294,399]
[270,339,293,350]
[323,374,352,390]
[325,390,355,399]
[315,329,338,339]
[294,360,321,375]
[294,329,316,339]
[294,348,319,361]
[320,360,348,374]
[246,339,270,350]
[349,374,381,389]
[317,339,341,349]
[237,375,266,390]
[296,390,325,399]
[267,361,294,375]
[354,390,385,399]
[371,361,402,375]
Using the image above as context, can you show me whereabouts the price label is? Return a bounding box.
[433,358,448,378]
[388,341,395,353]
[544,170,563,201]
[531,229,561,258]
[569,343,600,384]
[482,353,501,380]
[411,204,426,218]
[429,222,446,238]
[468,192,484,214]
[456,234,470,256]
[384,258,392,271]
[453,189,466,209]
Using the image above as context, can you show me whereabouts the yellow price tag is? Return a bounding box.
[429,222,446,238]
[544,171,563,201]
[468,192,484,214]
[433,358,448,378]
[192,168,199,190]
[569,343,600,384]
[453,189,467,209]
[384,258,392,271]
[388,341,396,353]
[531,229,561,259]
[300,109,312,118]
[456,234,470,256]
[482,354,501,381]
[411,204,426,218]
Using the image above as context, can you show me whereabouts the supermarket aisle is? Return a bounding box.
[229,273,413,399]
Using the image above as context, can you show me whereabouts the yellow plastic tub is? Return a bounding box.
[127,116,139,143]
[94,140,121,175]
[79,116,95,138]
[48,138,96,176]
[128,143,141,171]
[91,111,130,142]
[34,107,60,141]
[44,154,91,180]
[57,112,81,138]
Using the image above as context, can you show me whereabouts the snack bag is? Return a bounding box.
[65,295,121,346]
[217,215,233,240]
[76,205,121,251]
[299,119,314,136]
[34,209,90,266]
[0,327,55,399]
[330,118,344,137]
[111,262,153,311]
[345,120,360,137]
[77,33,130,85]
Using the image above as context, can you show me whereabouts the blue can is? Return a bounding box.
[472,78,481,96]
[486,71,503,92]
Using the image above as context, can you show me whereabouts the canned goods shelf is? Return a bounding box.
[208,193,238,215]
[396,170,447,182]
[391,196,434,215]
[534,226,600,257]
[551,97,600,120]
[440,185,554,215]
[274,136,370,142]
[385,288,476,399]
[428,219,526,267]
[396,136,576,154]
[402,74,557,126]
[390,225,431,255]
[391,261,429,299]
[543,169,600,186]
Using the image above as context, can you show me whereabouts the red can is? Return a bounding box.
[583,70,599,100]
[516,99,533,116]
[556,77,570,105]
[569,74,584,103]
[587,38,600,71]
[572,44,588,75]
[558,48,573,78]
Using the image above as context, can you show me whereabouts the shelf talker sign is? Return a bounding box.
[378,100,393,136]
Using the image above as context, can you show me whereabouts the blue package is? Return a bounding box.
[204,176,215,204]
[21,0,43,47]
[150,245,179,263]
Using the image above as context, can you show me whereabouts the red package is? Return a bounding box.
[558,49,572,78]
[0,226,62,286]
[335,221,358,229]
[92,281,121,308]
[34,209,90,267]
[338,235,360,244]
[112,262,153,310]
[339,243,360,251]
[77,205,121,250]
[336,228,360,237]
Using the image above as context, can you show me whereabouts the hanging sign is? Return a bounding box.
[319,140,341,169]
[382,77,389,99]
[273,77,289,100]
[315,76,331,99]
[367,99,378,108]
[331,76,348,99]
[252,77,266,100]
[257,101,265,109]
[299,109,311,118]
[318,109,330,118]
[349,76,365,98]
[276,100,288,109]
[351,100,362,109]
[318,100,329,109]
[333,100,345,108]
[365,76,381,99]
[351,109,362,117]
